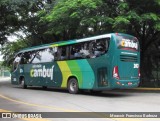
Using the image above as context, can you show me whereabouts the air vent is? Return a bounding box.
[120,55,138,62]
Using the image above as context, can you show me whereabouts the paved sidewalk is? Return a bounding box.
[0,77,11,81]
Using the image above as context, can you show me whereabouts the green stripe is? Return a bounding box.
[57,60,95,89]
[77,60,95,89]
[57,61,72,88]
[67,60,83,88]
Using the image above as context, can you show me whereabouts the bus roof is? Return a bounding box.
[17,33,137,54]
[17,33,112,54]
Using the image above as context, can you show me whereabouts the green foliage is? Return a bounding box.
[113,16,130,32]
[154,23,160,31]
[155,0,160,5]
[142,13,159,21]
[46,0,101,21]
[0,39,28,66]
[43,0,102,36]
[0,0,18,44]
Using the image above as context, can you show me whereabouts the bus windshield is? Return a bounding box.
[116,35,139,51]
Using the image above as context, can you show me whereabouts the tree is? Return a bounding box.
[115,0,160,55]
[0,0,56,45]
[15,0,58,45]
[0,0,58,65]
[0,39,28,67]
[40,0,118,40]
[0,0,20,44]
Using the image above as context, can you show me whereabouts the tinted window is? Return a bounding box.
[14,53,21,63]
[20,52,32,64]
[13,53,22,70]
[40,48,55,62]
[31,48,55,63]
[91,38,108,57]
[69,38,110,59]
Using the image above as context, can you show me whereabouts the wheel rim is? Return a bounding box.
[70,81,77,92]
[21,80,24,87]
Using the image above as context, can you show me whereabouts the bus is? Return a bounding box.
[11,33,140,94]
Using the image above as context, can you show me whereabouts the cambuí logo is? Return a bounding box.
[30,65,54,80]
[121,39,138,50]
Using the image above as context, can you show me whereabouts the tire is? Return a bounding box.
[42,86,47,89]
[20,78,27,89]
[68,78,79,94]
[90,90,102,94]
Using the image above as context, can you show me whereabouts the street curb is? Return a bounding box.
[132,87,160,91]
[117,87,160,92]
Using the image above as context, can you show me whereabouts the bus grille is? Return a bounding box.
[120,55,138,62]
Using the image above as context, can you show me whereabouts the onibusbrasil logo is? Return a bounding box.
[30,65,54,80]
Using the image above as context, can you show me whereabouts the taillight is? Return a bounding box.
[113,66,120,80]
[138,68,140,77]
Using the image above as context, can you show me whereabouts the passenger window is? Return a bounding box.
[20,52,31,64]
[80,42,90,58]
[72,38,109,59]
[31,48,56,63]
[60,37,110,61]
[13,53,22,70]
[70,42,91,59]
[92,39,107,57]
[31,51,41,63]
[70,44,82,59]
[40,48,54,62]
[106,37,110,51]
[58,46,68,61]
[14,54,21,63]
[51,47,58,61]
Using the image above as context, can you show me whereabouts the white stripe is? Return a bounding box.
[76,34,111,42]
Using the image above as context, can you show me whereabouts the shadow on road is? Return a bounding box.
[14,86,133,98]
[2,79,160,98]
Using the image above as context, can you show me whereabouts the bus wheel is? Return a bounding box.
[42,86,47,90]
[20,78,27,89]
[68,78,79,94]
[90,90,102,94]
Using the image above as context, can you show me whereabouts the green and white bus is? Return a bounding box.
[11,33,140,94]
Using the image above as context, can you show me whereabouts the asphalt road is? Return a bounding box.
[0,77,160,121]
